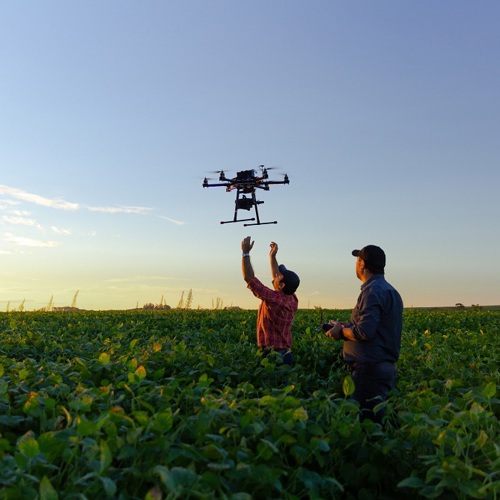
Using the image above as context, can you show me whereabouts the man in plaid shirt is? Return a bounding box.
[241,236,300,366]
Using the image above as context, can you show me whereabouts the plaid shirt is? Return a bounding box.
[247,277,298,349]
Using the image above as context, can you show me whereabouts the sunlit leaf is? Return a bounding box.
[259,395,277,406]
[98,352,111,365]
[475,429,488,449]
[18,436,40,459]
[135,365,147,381]
[342,375,355,397]
[483,381,496,399]
[145,486,162,500]
[39,476,59,500]
[292,407,308,422]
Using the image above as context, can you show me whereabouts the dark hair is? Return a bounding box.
[279,264,300,295]
[353,245,386,275]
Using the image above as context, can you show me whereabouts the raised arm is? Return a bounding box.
[241,236,255,283]
[269,241,280,278]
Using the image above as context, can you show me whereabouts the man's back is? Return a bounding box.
[343,274,403,364]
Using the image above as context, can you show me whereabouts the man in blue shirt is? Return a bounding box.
[324,245,403,424]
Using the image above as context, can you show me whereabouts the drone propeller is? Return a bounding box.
[258,165,285,176]
[208,169,232,175]
[205,169,230,182]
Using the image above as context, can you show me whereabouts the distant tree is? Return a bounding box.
[212,297,223,310]
[177,291,185,309]
[186,289,193,309]
[455,303,465,310]
[71,290,79,309]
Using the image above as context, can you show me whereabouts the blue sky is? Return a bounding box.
[1,1,499,310]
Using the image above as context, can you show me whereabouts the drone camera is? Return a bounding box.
[236,196,254,211]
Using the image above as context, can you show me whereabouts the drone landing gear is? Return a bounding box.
[220,217,255,225]
[219,189,278,226]
[243,220,277,227]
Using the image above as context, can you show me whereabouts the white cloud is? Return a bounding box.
[158,215,186,225]
[9,210,31,216]
[87,205,153,215]
[0,184,181,227]
[0,185,79,211]
[0,199,20,206]
[2,216,42,229]
[51,226,72,236]
[4,233,60,248]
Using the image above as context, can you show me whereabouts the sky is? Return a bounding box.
[1,1,499,311]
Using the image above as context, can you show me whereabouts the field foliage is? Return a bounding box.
[0,308,498,499]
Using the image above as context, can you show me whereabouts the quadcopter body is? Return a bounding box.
[202,165,289,226]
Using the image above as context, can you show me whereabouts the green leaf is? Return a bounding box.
[154,466,198,493]
[483,381,496,399]
[249,463,281,484]
[39,476,59,500]
[311,437,330,452]
[98,352,111,365]
[145,487,163,500]
[135,365,147,381]
[77,419,98,437]
[292,407,309,422]
[263,439,279,454]
[476,429,488,449]
[342,375,355,397]
[99,476,117,496]
[259,395,277,406]
[18,436,40,459]
[154,409,173,432]
[100,439,112,473]
[230,494,253,500]
[398,476,425,489]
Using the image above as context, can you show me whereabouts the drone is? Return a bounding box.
[202,165,289,226]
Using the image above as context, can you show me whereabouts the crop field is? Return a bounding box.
[0,308,498,499]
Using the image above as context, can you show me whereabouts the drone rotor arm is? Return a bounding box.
[203,182,232,188]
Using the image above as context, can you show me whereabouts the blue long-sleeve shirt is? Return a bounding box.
[343,274,403,364]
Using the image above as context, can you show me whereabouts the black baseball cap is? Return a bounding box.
[352,245,386,274]
[278,264,300,295]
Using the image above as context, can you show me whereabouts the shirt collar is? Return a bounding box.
[360,273,384,290]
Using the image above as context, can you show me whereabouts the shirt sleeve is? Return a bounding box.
[247,277,279,302]
[351,286,381,341]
